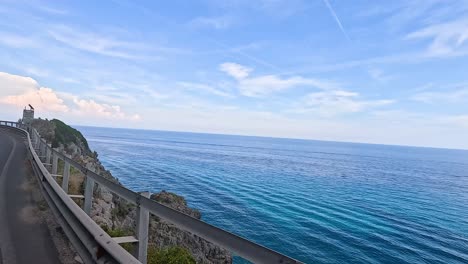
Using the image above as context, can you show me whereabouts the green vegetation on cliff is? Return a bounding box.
[101,226,195,264]
[147,246,195,264]
[50,119,91,154]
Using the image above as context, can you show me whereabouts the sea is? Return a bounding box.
[78,126,468,264]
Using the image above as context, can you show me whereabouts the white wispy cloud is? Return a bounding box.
[47,25,161,60]
[238,75,336,97]
[384,0,443,31]
[47,26,137,59]
[24,66,50,77]
[189,16,234,29]
[71,97,141,121]
[207,0,309,18]
[220,62,252,79]
[412,87,468,103]
[367,68,394,82]
[211,40,280,71]
[177,82,233,97]
[220,62,339,97]
[36,5,68,15]
[292,90,394,116]
[0,32,37,48]
[406,18,468,57]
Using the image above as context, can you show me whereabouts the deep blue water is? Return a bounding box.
[78,126,468,264]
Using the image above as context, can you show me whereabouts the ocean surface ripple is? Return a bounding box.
[78,126,468,264]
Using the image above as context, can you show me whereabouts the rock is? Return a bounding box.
[148,215,232,264]
[149,191,231,263]
[74,255,83,264]
[151,191,201,219]
[100,188,113,203]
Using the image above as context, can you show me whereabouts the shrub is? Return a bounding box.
[147,246,195,264]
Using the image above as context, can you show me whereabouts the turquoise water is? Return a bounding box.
[78,126,468,264]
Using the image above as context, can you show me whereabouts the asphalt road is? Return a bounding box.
[0,127,61,264]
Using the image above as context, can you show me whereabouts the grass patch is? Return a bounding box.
[101,226,134,253]
[100,227,196,263]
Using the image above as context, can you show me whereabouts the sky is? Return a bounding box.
[0,0,467,149]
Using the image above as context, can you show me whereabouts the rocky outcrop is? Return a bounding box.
[33,119,232,263]
[148,191,230,263]
[152,191,202,219]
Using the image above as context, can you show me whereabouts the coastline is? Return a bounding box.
[32,118,232,263]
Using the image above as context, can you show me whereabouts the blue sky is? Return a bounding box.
[0,0,467,149]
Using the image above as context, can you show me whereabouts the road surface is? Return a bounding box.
[0,127,61,264]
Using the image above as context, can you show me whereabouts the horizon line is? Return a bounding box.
[70,123,468,152]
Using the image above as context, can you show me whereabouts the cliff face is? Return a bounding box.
[32,118,92,157]
[32,119,232,264]
[148,192,230,263]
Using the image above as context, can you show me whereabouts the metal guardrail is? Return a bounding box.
[0,121,303,264]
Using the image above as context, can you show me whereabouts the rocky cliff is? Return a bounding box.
[32,119,232,264]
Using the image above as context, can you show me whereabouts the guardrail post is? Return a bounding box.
[41,140,46,158]
[52,153,58,175]
[134,191,150,263]
[46,144,52,165]
[34,132,39,150]
[40,140,45,157]
[84,172,95,215]
[38,140,42,156]
[62,161,70,193]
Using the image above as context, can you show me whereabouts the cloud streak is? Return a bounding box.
[412,87,468,103]
[220,62,339,97]
[323,0,350,40]
[189,16,234,29]
[406,18,468,57]
[177,82,233,97]
[292,90,394,116]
